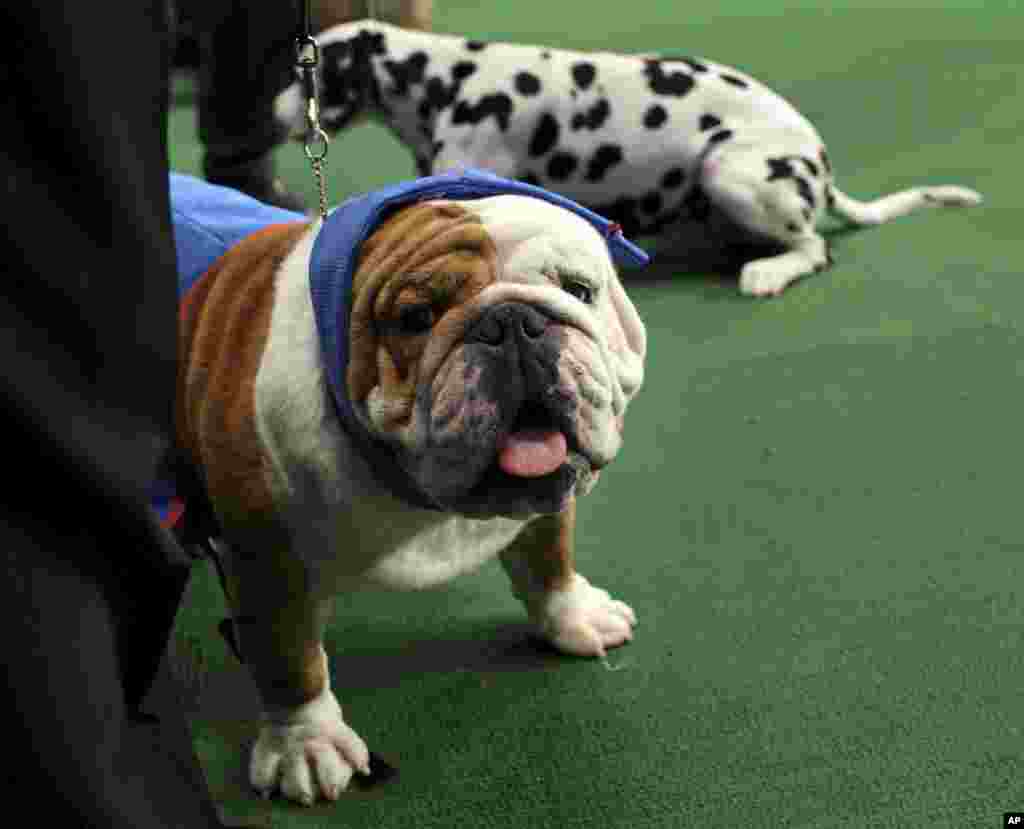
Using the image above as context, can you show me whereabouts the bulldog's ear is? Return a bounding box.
[602,267,646,405]
[347,201,497,408]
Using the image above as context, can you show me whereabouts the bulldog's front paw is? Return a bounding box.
[250,685,371,805]
[535,573,637,657]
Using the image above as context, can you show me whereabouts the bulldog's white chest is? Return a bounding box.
[355,511,525,591]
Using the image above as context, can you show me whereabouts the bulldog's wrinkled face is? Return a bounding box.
[347,196,646,517]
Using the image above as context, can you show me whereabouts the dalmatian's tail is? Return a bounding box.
[826,183,982,227]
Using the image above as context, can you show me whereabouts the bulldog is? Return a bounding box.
[166,168,648,805]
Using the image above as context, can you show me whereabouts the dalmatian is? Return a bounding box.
[276,20,982,296]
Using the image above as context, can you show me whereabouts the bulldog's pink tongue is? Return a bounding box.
[498,429,568,478]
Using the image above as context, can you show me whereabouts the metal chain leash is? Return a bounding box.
[296,0,330,220]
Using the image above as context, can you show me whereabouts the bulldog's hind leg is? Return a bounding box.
[499,500,636,657]
[221,548,370,805]
[827,183,982,226]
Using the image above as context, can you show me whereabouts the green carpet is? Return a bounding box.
[167,2,1023,826]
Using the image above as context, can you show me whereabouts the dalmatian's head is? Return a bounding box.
[699,141,831,244]
[275,27,385,138]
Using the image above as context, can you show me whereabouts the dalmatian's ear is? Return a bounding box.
[600,265,646,406]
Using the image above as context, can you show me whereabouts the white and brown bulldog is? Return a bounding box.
[168,169,647,805]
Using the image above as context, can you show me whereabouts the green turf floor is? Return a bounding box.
[167,2,1023,826]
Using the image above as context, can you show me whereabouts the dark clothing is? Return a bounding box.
[0,1,280,825]
[182,0,301,167]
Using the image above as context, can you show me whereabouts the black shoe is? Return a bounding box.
[205,153,307,213]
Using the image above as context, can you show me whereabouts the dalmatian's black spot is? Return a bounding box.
[412,62,474,127]
[681,58,709,73]
[683,185,712,222]
[584,144,624,182]
[786,222,800,233]
[800,156,820,177]
[643,104,668,129]
[547,151,579,181]
[421,75,458,118]
[571,61,597,90]
[766,157,818,209]
[643,60,696,97]
[707,129,734,146]
[642,192,663,214]
[382,51,428,96]
[661,167,686,189]
[819,148,833,175]
[825,186,836,209]
[571,99,611,131]
[323,39,353,64]
[766,158,795,181]
[720,74,749,88]
[321,42,358,102]
[699,113,722,131]
[465,40,487,51]
[528,112,560,157]
[452,93,513,132]
[432,140,444,158]
[801,207,812,222]
[541,51,551,60]
[451,61,477,81]
[515,71,542,96]
[794,176,816,209]
[520,172,542,186]
[357,30,387,56]
[419,124,431,138]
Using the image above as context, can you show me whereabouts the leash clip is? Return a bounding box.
[295,23,330,218]
[304,103,329,162]
[295,34,319,67]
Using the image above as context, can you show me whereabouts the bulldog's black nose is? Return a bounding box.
[467,302,550,346]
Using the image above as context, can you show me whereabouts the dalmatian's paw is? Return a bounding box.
[920,186,983,208]
[740,260,800,297]
[250,685,371,805]
[534,573,636,657]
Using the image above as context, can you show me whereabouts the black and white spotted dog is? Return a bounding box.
[276,20,982,295]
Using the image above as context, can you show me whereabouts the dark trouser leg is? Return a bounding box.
[0,518,221,828]
[191,0,306,210]
[0,0,223,824]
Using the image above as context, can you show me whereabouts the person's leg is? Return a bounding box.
[190,1,435,211]
[191,0,306,210]
[0,0,223,823]
[0,518,220,828]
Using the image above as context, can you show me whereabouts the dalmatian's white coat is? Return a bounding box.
[277,21,982,295]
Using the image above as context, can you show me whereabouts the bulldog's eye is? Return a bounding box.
[563,280,594,305]
[398,304,435,334]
